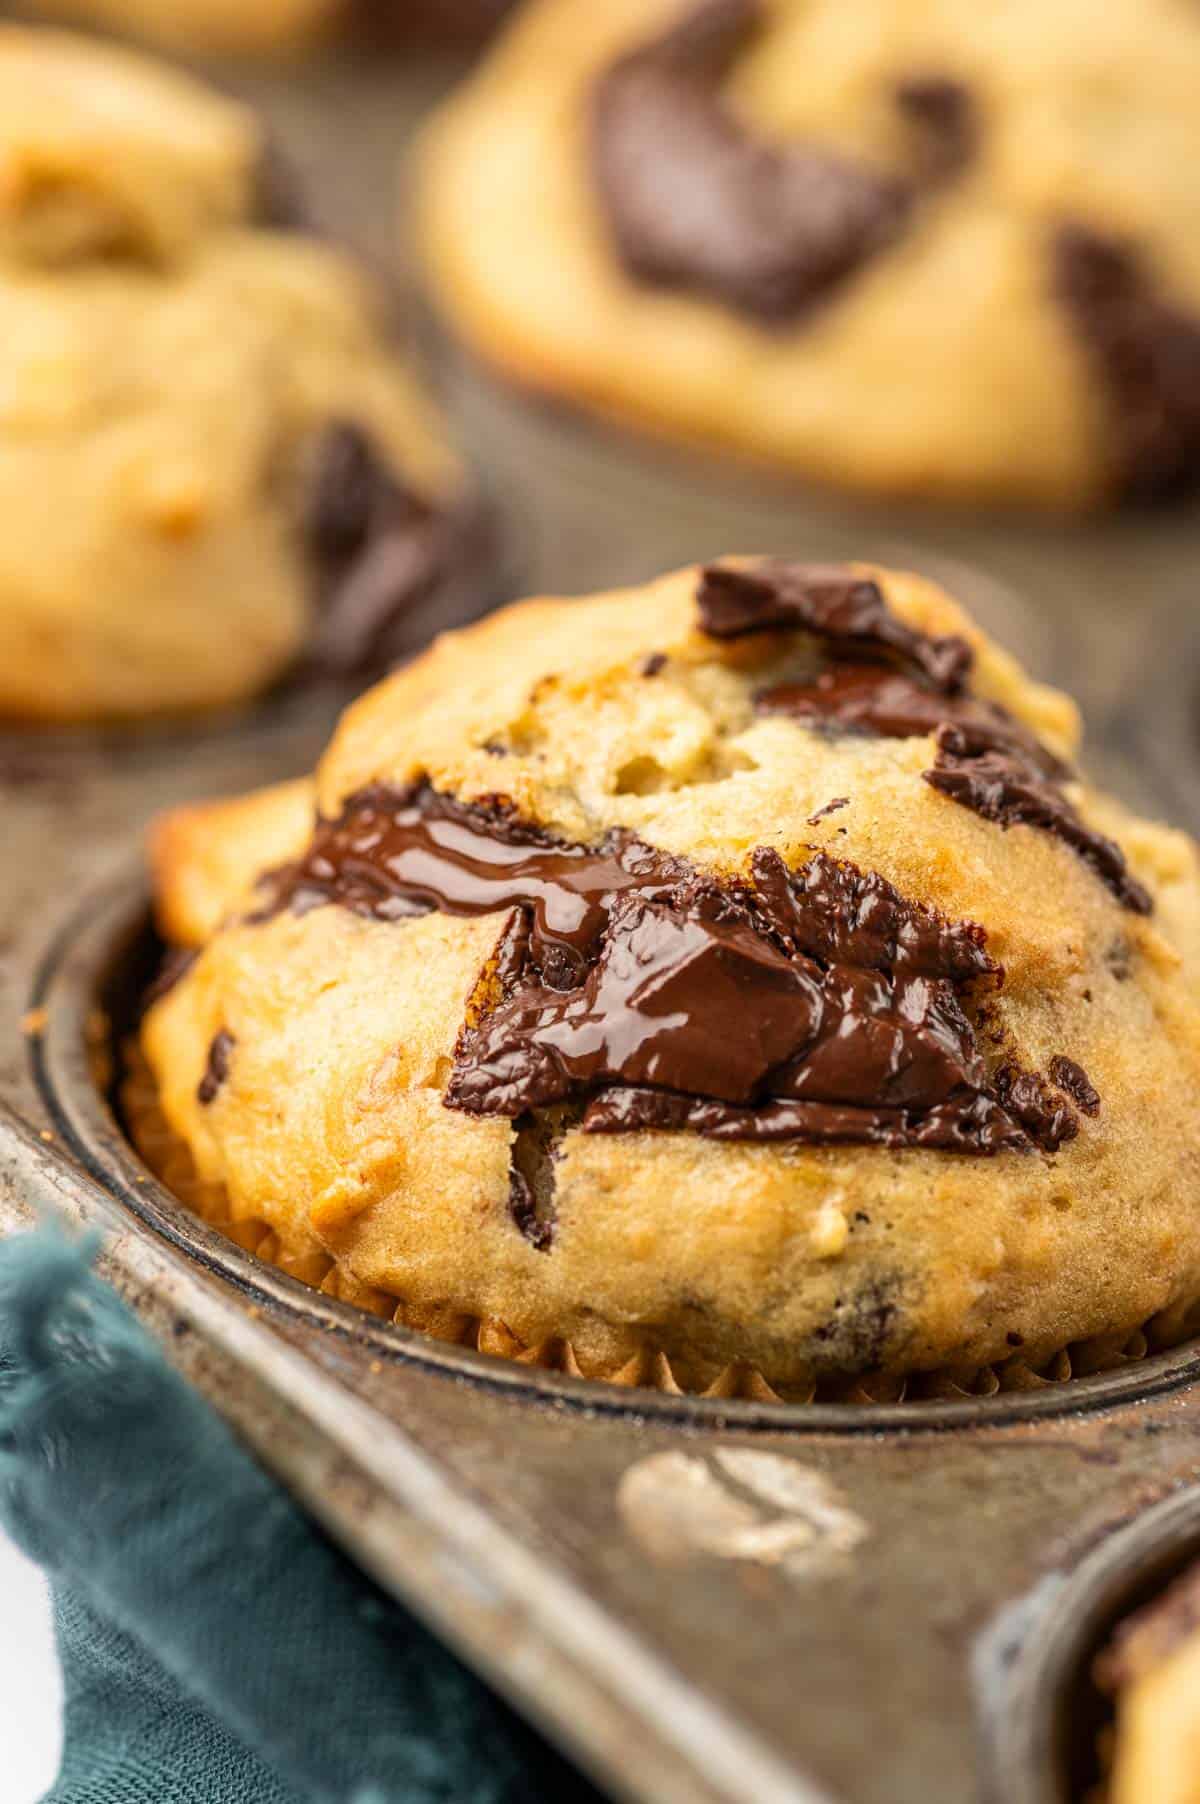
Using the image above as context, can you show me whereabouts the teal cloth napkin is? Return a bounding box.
[0,1231,599,1803]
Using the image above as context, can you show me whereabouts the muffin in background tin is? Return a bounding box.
[1095,1559,1200,1804]
[416,0,1200,510]
[0,25,483,723]
[16,0,515,55]
[125,555,1200,1396]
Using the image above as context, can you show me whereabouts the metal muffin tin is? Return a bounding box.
[2,42,1200,1804]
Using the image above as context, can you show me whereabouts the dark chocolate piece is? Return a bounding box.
[807,796,849,825]
[1053,224,1200,499]
[697,561,973,690]
[582,1085,1033,1152]
[590,0,910,322]
[990,1063,1078,1151]
[301,421,450,677]
[1047,1055,1101,1118]
[757,663,1068,778]
[197,1029,236,1105]
[926,727,1152,914]
[254,783,1095,1155]
[143,945,199,1011]
[257,782,689,987]
[507,1109,563,1250]
[703,562,1149,914]
[894,76,977,182]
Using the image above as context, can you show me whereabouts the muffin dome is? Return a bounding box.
[416,0,1200,507]
[134,559,1200,1391]
[0,27,471,722]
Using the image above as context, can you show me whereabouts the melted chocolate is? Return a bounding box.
[1054,224,1200,499]
[590,0,910,321]
[582,1085,1032,1150]
[697,562,972,690]
[926,727,1152,914]
[253,784,1096,1158]
[258,783,688,986]
[301,422,451,677]
[757,663,1068,778]
[197,1029,235,1105]
[701,560,1150,914]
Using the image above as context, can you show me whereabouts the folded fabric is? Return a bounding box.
[0,1230,599,1804]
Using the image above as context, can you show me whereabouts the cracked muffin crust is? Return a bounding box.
[416,0,1200,507]
[132,559,1200,1390]
[0,27,473,722]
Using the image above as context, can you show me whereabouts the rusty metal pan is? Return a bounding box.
[2,35,1200,1804]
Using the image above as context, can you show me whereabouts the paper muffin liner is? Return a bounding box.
[122,1047,1200,1405]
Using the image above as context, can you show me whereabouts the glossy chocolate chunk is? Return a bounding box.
[247,782,1095,1156]
[301,421,451,677]
[258,783,689,986]
[590,0,909,321]
[704,561,1150,914]
[697,561,973,690]
[1054,223,1200,499]
[757,663,1068,778]
[926,727,1152,914]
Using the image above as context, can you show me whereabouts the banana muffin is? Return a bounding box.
[0,27,476,722]
[1096,1559,1200,1804]
[416,0,1200,508]
[130,558,1200,1393]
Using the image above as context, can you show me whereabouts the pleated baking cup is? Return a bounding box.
[122,1047,1200,1407]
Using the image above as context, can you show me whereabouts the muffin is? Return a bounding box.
[19,1,514,56]
[129,557,1200,1395]
[416,0,1200,509]
[1096,1561,1200,1804]
[0,26,477,723]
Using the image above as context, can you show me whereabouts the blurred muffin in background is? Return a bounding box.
[1096,1559,1200,1804]
[416,0,1200,510]
[17,0,514,56]
[0,26,485,723]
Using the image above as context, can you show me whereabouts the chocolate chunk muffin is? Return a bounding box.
[1096,1561,1200,1804]
[19,0,513,55]
[0,27,476,722]
[130,558,1200,1393]
[416,0,1200,508]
